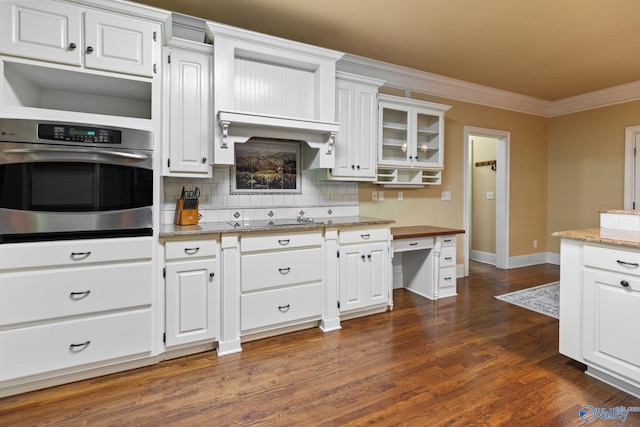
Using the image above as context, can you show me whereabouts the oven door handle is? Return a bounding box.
[2,147,149,161]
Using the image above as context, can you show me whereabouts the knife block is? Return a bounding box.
[174,199,199,225]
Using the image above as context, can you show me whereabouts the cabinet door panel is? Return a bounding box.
[332,81,355,176]
[355,86,378,179]
[167,48,212,175]
[0,1,82,66]
[339,245,366,311]
[165,259,218,346]
[583,270,640,382]
[366,242,389,306]
[84,11,155,77]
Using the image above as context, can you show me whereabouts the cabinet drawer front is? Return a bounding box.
[438,235,456,246]
[0,262,152,327]
[392,237,433,253]
[439,266,457,288]
[440,246,456,267]
[0,309,151,382]
[241,231,322,253]
[241,283,322,332]
[165,239,217,260]
[584,245,640,276]
[241,248,322,292]
[0,237,152,271]
[339,227,389,245]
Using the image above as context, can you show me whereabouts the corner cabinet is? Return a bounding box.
[338,227,392,317]
[0,1,160,77]
[327,72,384,181]
[376,95,451,187]
[162,38,213,177]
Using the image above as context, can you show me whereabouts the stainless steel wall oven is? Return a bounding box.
[0,119,153,243]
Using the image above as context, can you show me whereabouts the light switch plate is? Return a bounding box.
[441,191,451,201]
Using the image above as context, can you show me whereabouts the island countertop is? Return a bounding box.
[391,225,465,240]
[552,227,640,249]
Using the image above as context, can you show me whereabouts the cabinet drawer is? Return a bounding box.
[392,237,433,253]
[0,262,152,327]
[0,309,152,382]
[241,283,322,332]
[438,235,456,246]
[241,231,322,253]
[584,245,640,276]
[0,237,152,271]
[339,227,389,245]
[165,239,218,261]
[438,266,456,288]
[440,246,456,268]
[241,248,322,292]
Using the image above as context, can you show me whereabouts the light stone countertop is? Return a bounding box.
[159,216,395,240]
[552,227,640,248]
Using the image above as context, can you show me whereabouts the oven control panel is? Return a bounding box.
[38,124,122,144]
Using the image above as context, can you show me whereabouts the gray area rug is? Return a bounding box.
[495,282,559,319]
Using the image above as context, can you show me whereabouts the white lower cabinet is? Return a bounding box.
[239,231,323,335]
[164,239,219,347]
[0,237,154,386]
[338,227,391,316]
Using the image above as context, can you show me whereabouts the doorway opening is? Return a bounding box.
[463,127,510,275]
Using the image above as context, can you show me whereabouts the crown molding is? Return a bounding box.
[338,53,640,118]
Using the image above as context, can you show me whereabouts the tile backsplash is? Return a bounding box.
[162,166,359,224]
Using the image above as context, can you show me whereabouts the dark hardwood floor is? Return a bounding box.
[1,261,638,426]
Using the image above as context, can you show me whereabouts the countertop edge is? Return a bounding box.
[391,226,466,240]
[553,227,640,249]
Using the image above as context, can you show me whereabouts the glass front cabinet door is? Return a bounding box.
[378,95,450,170]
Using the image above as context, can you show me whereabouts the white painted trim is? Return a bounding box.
[547,252,561,265]
[624,126,640,210]
[470,250,496,265]
[338,53,640,117]
[508,252,556,268]
[463,127,510,274]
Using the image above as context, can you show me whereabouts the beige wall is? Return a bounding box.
[359,87,549,259]
[547,100,640,253]
[471,136,497,254]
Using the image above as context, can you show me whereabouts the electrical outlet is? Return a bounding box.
[372,191,378,201]
[378,191,384,201]
[533,240,538,248]
[398,191,403,201]
[486,191,495,200]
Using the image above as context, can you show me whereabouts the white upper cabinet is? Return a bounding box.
[163,39,213,177]
[376,94,451,187]
[329,72,384,181]
[0,1,160,77]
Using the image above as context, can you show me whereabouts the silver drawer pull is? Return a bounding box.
[409,242,418,246]
[278,304,290,312]
[444,239,452,243]
[70,251,91,260]
[184,247,200,254]
[278,267,291,274]
[70,290,91,299]
[69,341,91,351]
[444,277,452,281]
[444,257,452,261]
[361,234,370,239]
[616,260,639,268]
[278,239,290,245]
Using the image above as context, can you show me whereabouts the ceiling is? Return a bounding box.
[135,0,640,101]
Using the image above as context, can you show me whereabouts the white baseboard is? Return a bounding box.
[471,250,560,268]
